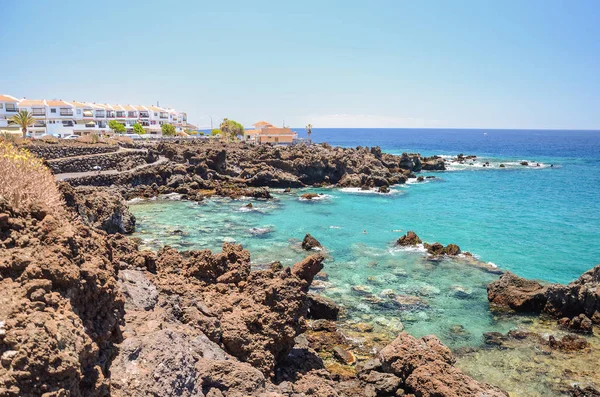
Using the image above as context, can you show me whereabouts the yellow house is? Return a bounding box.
[245,121,297,144]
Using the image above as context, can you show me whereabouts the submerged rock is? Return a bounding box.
[300,192,320,200]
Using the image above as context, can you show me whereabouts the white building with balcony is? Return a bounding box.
[0,94,20,132]
[0,94,189,137]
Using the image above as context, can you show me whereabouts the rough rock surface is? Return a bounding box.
[302,233,323,251]
[307,294,340,320]
[396,231,422,246]
[60,183,136,234]
[0,199,124,397]
[62,141,449,196]
[379,333,507,397]
[488,266,600,325]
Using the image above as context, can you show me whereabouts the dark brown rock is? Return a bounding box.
[487,271,548,312]
[291,254,325,285]
[396,231,422,246]
[302,233,323,251]
[307,293,340,320]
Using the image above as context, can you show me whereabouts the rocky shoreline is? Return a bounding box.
[1,140,598,396]
[0,192,507,397]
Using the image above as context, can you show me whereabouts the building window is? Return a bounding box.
[51,108,56,113]
[154,113,157,117]
[0,103,3,109]
[77,109,81,115]
[128,111,137,118]
[83,110,93,117]
[116,111,125,118]
[62,121,74,127]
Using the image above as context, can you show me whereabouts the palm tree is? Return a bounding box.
[9,110,36,138]
[306,124,313,142]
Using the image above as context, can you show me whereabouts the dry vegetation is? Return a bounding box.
[0,142,63,215]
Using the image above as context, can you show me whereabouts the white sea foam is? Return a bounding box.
[339,187,401,195]
[127,197,145,204]
[389,243,428,254]
[298,193,333,201]
[330,225,342,229]
[162,193,183,200]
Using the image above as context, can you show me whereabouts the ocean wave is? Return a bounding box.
[444,157,553,171]
[161,193,183,200]
[339,187,399,195]
[389,243,428,254]
[298,193,334,201]
[127,197,146,204]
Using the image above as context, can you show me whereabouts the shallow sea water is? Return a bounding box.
[130,129,600,396]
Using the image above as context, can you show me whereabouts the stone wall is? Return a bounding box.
[28,144,119,160]
[47,151,150,174]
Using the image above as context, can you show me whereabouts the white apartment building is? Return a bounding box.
[0,94,20,131]
[0,94,188,137]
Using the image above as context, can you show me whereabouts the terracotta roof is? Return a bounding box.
[134,105,149,112]
[45,99,72,107]
[244,129,260,135]
[18,99,46,107]
[0,94,18,103]
[121,104,137,111]
[260,127,295,135]
[146,105,165,112]
[69,101,92,108]
[253,121,273,127]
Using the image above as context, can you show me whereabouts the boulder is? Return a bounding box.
[291,254,325,285]
[424,242,445,256]
[487,272,548,312]
[302,233,323,250]
[444,244,461,256]
[379,333,506,397]
[397,231,422,246]
[307,294,340,320]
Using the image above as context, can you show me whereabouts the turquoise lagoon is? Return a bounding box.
[130,129,600,349]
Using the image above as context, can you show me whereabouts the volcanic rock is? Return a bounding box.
[379,333,507,397]
[396,231,422,246]
[487,272,548,312]
[307,293,340,320]
[302,233,323,250]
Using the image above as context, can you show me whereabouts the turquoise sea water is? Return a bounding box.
[130,129,600,350]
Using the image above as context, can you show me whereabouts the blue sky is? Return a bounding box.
[1,0,599,129]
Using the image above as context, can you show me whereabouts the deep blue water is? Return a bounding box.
[305,128,600,283]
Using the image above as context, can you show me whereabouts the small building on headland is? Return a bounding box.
[243,121,297,144]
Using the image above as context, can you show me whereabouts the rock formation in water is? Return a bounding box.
[488,266,600,330]
[302,233,322,251]
[396,231,422,246]
[0,181,513,396]
[56,141,450,199]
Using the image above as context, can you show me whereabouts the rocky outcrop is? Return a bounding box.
[379,333,507,397]
[307,294,340,320]
[488,266,600,326]
[59,183,136,234]
[424,242,461,256]
[26,142,118,160]
[302,233,323,251]
[487,272,549,312]
[0,200,124,397]
[396,231,422,246]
